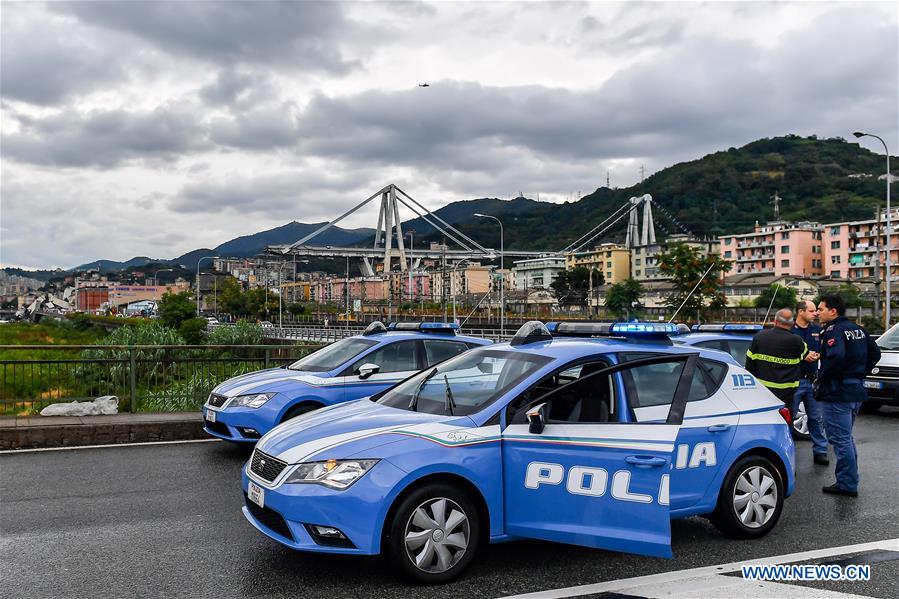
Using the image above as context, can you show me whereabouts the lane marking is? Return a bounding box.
[499,538,899,599]
[0,438,222,454]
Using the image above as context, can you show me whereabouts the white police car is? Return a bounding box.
[241,321,795,582]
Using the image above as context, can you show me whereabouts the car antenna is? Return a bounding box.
[668,262,716,324]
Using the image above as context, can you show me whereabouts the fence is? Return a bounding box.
[0,344,321,416]
[228,323,515,343]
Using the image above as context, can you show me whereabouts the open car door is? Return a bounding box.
[501,353,697,558]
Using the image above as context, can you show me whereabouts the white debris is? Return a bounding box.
[40,396,119,417]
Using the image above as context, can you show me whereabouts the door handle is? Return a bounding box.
[707,424,731,433]
[625,455,667,468]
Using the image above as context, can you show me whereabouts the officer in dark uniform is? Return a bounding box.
[746,308,806,404]
[791,300,827,464]
[816,294,881,497]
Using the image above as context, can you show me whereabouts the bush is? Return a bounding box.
[206,320,263,346]
[861,316,884,335]
[178,317,208,345]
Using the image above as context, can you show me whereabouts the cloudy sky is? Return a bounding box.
[1,1,897,269]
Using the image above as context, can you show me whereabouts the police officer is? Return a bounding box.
[791,300,828,465]
[816,294,881,497]
[746,308,806,405]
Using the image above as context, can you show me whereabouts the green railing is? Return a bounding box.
[0,344,322,416]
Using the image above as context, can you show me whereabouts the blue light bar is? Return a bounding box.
[388,322,459,333]
[552,322,613,337]
[610,322,679,335]
[692,324,763,333]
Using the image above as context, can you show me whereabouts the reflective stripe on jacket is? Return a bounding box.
[745,326,806,392]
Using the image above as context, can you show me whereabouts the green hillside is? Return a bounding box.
[425,135,896,252]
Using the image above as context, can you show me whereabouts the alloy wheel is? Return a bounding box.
[403,497,470,573]
[732,465,778,528]
[793,400,808,436]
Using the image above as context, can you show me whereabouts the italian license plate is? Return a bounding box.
[248,481,265,508]
[206,409,217,423]
[863,380,883,390]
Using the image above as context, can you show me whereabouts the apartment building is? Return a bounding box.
[631,234,721,281]
[511,256,565,290]
[823,208,899,280]
[719,221,824,277]
[564,243,631,284]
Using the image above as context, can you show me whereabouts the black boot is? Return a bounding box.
[822,484,857,497]
[813,454,830,465]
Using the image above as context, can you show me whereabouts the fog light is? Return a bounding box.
[239,427,261,439]
[313,525,343,538]
[305,523,355,548]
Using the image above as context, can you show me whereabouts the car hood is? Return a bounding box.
[256,399,472,464]
[213,367,331,397]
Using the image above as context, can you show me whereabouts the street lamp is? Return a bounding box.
[196,256,219,316]
[854,131,892,328]
[406,230,415,309]
[152,268,173,307]
[474,213,504,335]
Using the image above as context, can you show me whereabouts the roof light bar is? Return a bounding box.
[362,321,388,336]
[610,322,679,335]
[387,322,459,334]
[510,321,553,346]
[548,322,614,337]
[692,324,763,333]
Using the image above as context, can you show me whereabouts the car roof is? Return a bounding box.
[357,331,491,345]
[484,335,726,362]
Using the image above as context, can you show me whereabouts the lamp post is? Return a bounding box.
[474,213,504,335]
[152,268,173,308]
[195,256,219,316]
[407,230,415,310]
[854,131,892,328]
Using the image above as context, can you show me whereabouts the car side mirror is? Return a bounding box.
[527,402,547,435]
[357,363,380,379]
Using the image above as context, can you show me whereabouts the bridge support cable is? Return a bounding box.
[393,185,492,254]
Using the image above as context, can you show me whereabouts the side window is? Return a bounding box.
[728,340,751,365]
[695,340,729,353]
[354,341,419,374]
[620,353,727,407]
[506,359,612,424]
[423,340,468,367]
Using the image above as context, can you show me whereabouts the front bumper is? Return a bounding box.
[203,404,281,442]
[862,377,899,406]
[240,458,406,555]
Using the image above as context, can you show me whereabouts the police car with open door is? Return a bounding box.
[203,322,489,442]
[240,321,795,583]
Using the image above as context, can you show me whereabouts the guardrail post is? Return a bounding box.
[129,348,137,413]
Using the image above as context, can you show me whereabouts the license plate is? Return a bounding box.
[206,409,217,423]
[248,481,265,508]
[863,380,883,390]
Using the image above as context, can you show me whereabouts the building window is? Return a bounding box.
[606,261,612,267]
[606,252,612,258]
[781,232,789,240]
[830,226,841,236]
[780,246,789,254]
[813,259,822,268]
[635,270,641,277]
[831,270,840,277]
[606,272,612,279]
[831,241,841,249]
[635,258,642,265]
[725,238,732,245]
[781,260,790,267]
[724,251,732,258]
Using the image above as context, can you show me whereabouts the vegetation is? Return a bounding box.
[604,279,644,319]
[657,244,731,317]
[550,267,604,306]
[754,284,799,311]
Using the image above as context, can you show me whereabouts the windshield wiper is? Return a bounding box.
[409,367,438,411]
[443,374,457,416]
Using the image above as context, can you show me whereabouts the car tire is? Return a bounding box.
[791,400,811,441]
[281,402,321,423]
[859,402,882,414]
[386,483,481,584]
[710,455,784,539]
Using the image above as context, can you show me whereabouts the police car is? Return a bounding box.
[203,322,490,442]
[241,321,795,582]
[862,321,899,412]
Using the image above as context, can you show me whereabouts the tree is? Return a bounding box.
[157,291,196,329]
[754,284,799,311]
[604,279,644,319]
[287,303,306,316]
[550,267,604,307]
[657,244,732,318]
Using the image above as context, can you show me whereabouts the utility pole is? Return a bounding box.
[875,205,883,324]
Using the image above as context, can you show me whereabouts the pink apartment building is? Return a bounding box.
[823,208,899,280]
[719,221,824,277]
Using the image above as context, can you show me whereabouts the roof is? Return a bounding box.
[360,331,490,345]
[485,335,717,361]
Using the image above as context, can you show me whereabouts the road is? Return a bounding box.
[2,408,898,599]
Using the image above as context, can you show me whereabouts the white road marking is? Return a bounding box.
[500,538,899,599]
[0,438,222,454]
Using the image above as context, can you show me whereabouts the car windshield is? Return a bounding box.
[376,348,552,416]
[876,322,899,350]
[287,338,378,372]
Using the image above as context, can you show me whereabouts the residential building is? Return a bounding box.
[106,280,190,310]
[564,243,631,284]
[719,221,824,277]
[631,234,721,281]
[511,255,565,291]
[823,208,899,280]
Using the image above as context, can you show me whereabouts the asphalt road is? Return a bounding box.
[3,408,898,599]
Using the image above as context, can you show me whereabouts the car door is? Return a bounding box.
[501,353,697,558]
[621,353,737,511]
[342,340,423,400]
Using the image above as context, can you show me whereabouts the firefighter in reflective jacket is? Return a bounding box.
[745,308,806,404]
[815,294,881,497]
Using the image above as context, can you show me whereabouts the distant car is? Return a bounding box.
[203,322,491,442]
[206,316,220,325]
[862,322,899,412]
[260,321,274,328]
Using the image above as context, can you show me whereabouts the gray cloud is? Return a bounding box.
[53,1,360,73]
[3,105,210,168]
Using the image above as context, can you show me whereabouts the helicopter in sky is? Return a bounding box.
[418,83,430,87]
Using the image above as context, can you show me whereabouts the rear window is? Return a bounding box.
[619,353,728,408]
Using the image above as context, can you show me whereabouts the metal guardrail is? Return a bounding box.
[215,323,514,343]
[0,344,321,416]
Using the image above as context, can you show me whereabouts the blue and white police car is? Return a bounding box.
[203,322,490,442]
[241,321,795,583]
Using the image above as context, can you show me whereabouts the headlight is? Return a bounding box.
[229,392,275,409]
[284,459,379,489]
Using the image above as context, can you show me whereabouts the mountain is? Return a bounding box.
[73,256,163,272]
